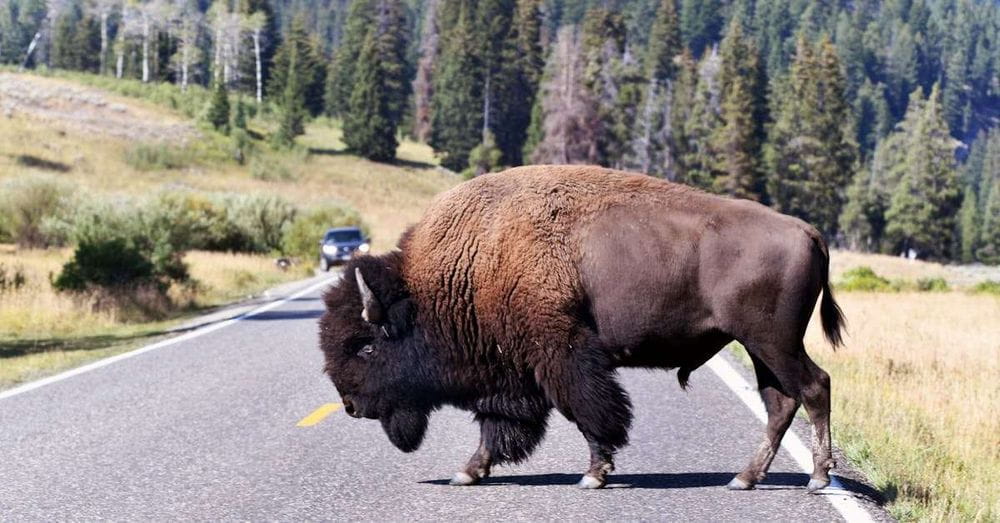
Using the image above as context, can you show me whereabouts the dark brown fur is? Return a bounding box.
[319,165,844,490]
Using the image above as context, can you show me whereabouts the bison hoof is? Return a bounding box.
[449,472,480,486]
[806,478,830,493]
[726,477,754,490]
[577,475,605,489]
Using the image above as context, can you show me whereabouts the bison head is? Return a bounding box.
[318,253,435,452]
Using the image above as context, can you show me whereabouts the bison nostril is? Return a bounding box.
[343,398,358,417]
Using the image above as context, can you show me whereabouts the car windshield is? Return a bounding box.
[326,230,362,243]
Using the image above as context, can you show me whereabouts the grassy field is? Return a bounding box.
[797,253,1000,522]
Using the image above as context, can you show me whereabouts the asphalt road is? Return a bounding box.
[0,274,888,521]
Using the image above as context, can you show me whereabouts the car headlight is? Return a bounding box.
[322,244,337,254]
[358,243,370,253]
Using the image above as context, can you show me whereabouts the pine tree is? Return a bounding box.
[765,35,857,238]
[208,80,231,134]
[270,15,327,116]
[958,186,980,263]
[273,47,308,147]
[580,8,628,166]
[430,4,482,171]
[839,89,921,253]
[491,0,544,165]
[975,132,1000,263]
[668,47,698,182]
[344,31,398,162]
[677,47,721,190]
[680,0,721,57]
[978,174,1000,264]
[709,19,764,200]
[884,84,961,259]
[326,0,374,117]
[233,96,247,130]
[645,0,681,82]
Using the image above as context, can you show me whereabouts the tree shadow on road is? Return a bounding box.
[422,472,884,503]
[0,331,163,358]
[244,309,323,321]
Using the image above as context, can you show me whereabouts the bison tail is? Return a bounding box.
[821,280,845,348]
[816,238,846,349]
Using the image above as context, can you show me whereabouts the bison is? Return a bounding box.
[319,165,844,492]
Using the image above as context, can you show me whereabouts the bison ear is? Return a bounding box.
[355,268,384,324]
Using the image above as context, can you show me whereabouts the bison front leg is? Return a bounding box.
[450,413,549,486]
[451,438,492,486]
[537,347,632,489]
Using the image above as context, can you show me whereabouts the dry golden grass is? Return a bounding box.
[804,290,1000,521]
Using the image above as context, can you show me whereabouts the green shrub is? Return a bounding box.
[837,266,895,292]
[971,280,1000,295]
[124,143,190,170]
[0,175,72,247]
[214,194,297,253]
[54,237,157,291]
[917,277,950,292]
[54,199,192,295]
[282,204,366,260]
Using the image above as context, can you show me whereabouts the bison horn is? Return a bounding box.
[355,268,383,324]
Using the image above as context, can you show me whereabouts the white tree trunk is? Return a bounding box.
[116,51,124,78]
[253,30,262,103]
[99,13,108,75]
[214,27,222,83]
[20,31,42,71]
[142,14,150,83]
[181,43,189,92]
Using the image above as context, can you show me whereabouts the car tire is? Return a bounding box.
[319,256,330,272]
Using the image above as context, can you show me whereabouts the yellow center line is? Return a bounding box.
[296,403,342,427]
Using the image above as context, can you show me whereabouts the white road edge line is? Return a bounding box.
[0,276,340,401]
[706,354,875,523]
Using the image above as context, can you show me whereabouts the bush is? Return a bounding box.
[971,280,1000,295]
[837,266,894,292]
[53,199,192,298]
[124,143,190,170]
[0,175,72,247]
[249,155,294,181]
[54,237,157,291]
[212,194,297,253]
[917,277,950,292]
[282,204,366,260]
[0,263,27,293]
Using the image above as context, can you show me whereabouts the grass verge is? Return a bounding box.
[802,291,999,521]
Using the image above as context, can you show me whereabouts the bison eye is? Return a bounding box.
[357,345,375,358]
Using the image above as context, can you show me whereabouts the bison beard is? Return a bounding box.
[380,409,429,453]
[319,165,845,493]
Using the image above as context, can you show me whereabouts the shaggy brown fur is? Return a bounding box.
[319,165,844,491]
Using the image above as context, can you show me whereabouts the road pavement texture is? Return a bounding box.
[0,274,889,521]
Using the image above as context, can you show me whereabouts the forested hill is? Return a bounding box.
[2,0,999,264]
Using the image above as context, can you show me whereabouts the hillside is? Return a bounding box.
[0,71,460,252]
